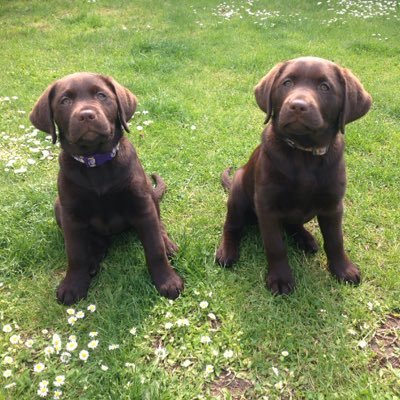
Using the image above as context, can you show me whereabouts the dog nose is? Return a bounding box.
[288,99,309,113]
[78,109,96,122]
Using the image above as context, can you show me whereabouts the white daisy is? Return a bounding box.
[39,380,49,388]
[205,364,214,374]
[34,362,45,373]
[3,356,13,364]
[223,349,234,359]
[44,346,55,357]
[66,341,78,352]
[181,359,192,368]
[68,335,77,342]
[67,316,77,326]
[129,327,137,335]
[37,386,48,397]
[88,340,99,349]
[3,369,12,378]
[165,322,173,330]
[4,382,16,389]
[79,350,89,362]
[76,311,85,319]
[154,346,168,359]
[281,351,289,357]
[108,344,120,350]
[60,352,71,364]
[66,308,75,315]
[53,375,65,387]
[25,339,34,348]
[200,335,212,344]
[207,312,216,320]
[87,304,96,312]
[101,365,109,371]
[53,389,62,399]
[2,324,12,333]
[89,331,98,337]
[199,301,208,309]
[358,340,368,349]
[9,334,21,345]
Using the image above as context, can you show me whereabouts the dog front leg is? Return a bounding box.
[256,199,294,295]
[318,208,361,284]
[57,222,93,305]
[133,206,184,299]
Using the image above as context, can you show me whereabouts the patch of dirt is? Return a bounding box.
[210,369,252,400]
[370,314,400,369]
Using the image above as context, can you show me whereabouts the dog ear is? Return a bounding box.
[339,68,372,134]
[254,62,284,124]
[102,76,137,133]
[29,83,57,144]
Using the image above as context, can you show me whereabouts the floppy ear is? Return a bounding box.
[254,62,284,124]
[339,68,372,134]
[29,83,57,144]
[102,76,137,133]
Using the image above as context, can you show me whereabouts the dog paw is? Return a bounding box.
[267,268,295,295]
[56,274,91,305]
[329,262,361,285]
[215,244,239,267]
[154,269,184,300]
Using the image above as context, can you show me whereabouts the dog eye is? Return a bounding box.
[319,83,330,92]
[96,92,107,101]
[60,97,72,105]
[282,79,293,88]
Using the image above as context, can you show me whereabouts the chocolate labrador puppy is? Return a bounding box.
[216,57,371,294]
[30,73,184,305]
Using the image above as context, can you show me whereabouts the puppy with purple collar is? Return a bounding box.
[30,73,184,305]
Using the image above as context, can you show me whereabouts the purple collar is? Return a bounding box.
[72,143,120,167]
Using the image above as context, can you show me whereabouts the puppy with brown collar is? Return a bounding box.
[30,73,184,305]
[216,57,371,294]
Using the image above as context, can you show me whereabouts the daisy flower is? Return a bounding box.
[281,351,289,357]
[358,340,368,349]
[9,334,21,345]
[66,341,78,352]
[165,322,173,330]
[199,301,209,309]
[60,352,71,364]
[66,308,75,315]
[136,125,143,131]
[76,311,85,319]
[181,359,192,368]
[3,369,12,378]
[37,386,48,397]
[89,331,98,338]
[87,304,96,312]
[44,346,55,357]
[69,335,77,342]
[53,390,62,399]
[52,334,62,350]
[2,324,12,333]
[88,340,99,349]
[200,335,212,344]
[272,366,279,376]
[101,365,109,371]
[4,382,16,389]
[67,316,77,326]
[3,356,13,364]
[223,349,234,359]
[34,362,45,373]
[39,380,49,388]
[190,125,197,130]
[79,350,89,362]
[25,339,34,348]
[108,344,120,350]
[205,364,214,374]
[154,346,168,359]
[207,312,216,320]
[129,327,137,335]
[53,375,65,387]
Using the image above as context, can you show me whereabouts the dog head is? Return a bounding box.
[254,57,371,142]
[30,73,137,155]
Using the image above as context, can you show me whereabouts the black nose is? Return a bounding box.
[288,99,309,113]
[78,109,96,122]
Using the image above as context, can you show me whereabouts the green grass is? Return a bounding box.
[1,0,400,398]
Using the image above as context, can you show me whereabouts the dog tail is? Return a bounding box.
[151,174,167,201]
[221,167,233,192]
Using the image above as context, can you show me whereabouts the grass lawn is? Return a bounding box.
[1,0,399,398]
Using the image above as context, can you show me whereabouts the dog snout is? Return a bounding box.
[288,98,309,113]
[78,109,96,122]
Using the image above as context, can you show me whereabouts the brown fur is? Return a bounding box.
[216,57,371,294]
[30,73,183,305]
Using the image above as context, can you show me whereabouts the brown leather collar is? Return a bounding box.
[283,137,329,156]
